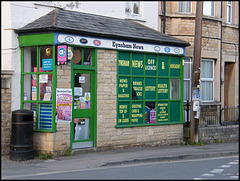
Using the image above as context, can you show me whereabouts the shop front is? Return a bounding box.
[16,9,190,155]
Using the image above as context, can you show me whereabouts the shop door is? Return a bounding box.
[71,70,95,149]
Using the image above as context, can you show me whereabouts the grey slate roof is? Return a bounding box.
[15,8,190,47]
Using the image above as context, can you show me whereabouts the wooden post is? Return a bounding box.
[190,1,203,142]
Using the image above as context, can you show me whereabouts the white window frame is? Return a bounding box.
[183,57,192,102]
[203,1,215,17]
[201,59,215,102]
[125,1,140,17]
[179,1,191,13]
[227,1,232,24]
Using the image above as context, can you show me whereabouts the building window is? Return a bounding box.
[201,59,214,101]
[125,1,140,16]
[203,1,215,17]
[117,51,183,127]
[183,57,192,101]
[21,46,55,131]
[227,1,232,23]
[179,1,191,13]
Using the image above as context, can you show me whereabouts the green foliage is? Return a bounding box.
[38,152,53,160]
[185,138,204,146]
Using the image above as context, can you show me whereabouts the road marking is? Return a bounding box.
[230,176,239,179]
[210,169,224,174]
[220,165,231,168]
[201,173,215,177]
[228,161,238,164]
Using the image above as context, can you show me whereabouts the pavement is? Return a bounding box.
[1,141,239,179]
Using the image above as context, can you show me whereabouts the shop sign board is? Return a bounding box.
[56,33,185,56]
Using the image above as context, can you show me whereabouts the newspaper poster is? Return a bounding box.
[56,88,72,122]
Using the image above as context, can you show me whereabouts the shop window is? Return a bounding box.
[117,51,183,127]
[170,79,180,100]
[21,46,55,132]
[73,47,93,66]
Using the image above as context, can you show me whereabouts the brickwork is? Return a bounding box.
[1,72,13,156]
[96,49,184,150]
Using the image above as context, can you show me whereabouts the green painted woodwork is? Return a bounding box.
[19,33,55,46]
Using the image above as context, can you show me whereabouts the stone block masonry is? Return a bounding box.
[96,49,184,150]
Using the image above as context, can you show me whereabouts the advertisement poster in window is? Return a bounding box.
[56,88,72,122]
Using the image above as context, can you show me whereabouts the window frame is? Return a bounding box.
[183,57,192,102]
[116,51,184,128]
[125,1,141,17]
[203,1,215,17]
[179,1,191,13]
[200,58,215,102]
[227,1,232,24]
[21,45,57,132]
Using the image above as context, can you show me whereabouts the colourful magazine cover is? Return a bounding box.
[56,88,72,122]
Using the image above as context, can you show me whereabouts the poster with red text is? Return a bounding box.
[56,88,72,122]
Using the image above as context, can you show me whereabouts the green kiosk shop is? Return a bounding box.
[16,9,190,155]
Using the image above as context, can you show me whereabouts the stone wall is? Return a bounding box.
[198,125,239,144]
[1,70,14,156]
[96,49,184,150]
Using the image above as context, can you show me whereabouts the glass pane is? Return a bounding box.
[39,103,52,130]
[145,54,157,76]
[118,77,130,100]
[74,118,90,140]
[118,102,130,125]
[131,102,143,124]
[145,102,156,123]
[23,102,37,129]
[24,47,37,73]
[157,102,168,122]
[40,46,53,72]
[39,74,53,101]
[201,81,213,101]
[145,78,156,100]
[158,55,169,77]
[118,52,130,75]
[201,60,213,78]
[74,73,91,109]
[132,53,144,76]
[83,49,92,66]
[24,74,37,101]
[158,78,169,100]
[179,1,190,12]
[73,47,82,65]
[184,80,190,101]
[170,79,180,100]
[132,77,143,100]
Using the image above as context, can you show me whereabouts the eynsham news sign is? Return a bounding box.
[56,33,185,56]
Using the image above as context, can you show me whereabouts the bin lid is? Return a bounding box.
[12,109,33,115]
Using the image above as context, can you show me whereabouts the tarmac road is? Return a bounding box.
[1,141,239,180]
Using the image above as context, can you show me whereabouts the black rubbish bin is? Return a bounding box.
[10,109,34,161]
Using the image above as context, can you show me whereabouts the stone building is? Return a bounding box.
[2,2,190,156]
[158,1,239,125]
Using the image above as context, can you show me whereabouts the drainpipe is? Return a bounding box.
[162,1,166,33]
[220,1,223,124]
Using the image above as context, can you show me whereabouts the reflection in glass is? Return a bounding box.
[74,73,91,109]
[145,102,156,124]
[24,47,37,73]
[74,118,90,140]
